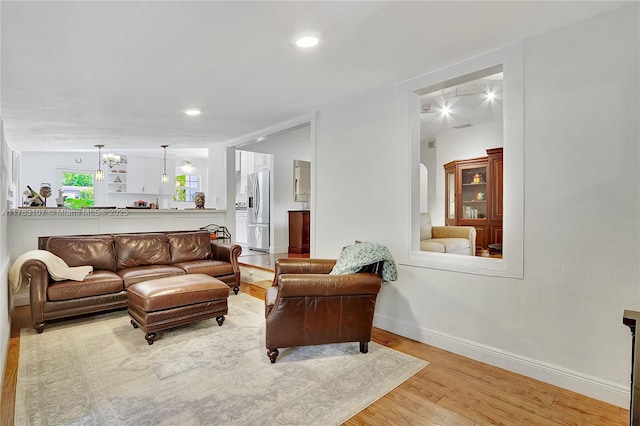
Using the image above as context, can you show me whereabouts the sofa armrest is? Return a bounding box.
[431,225,477,255]
[276,273,381,298]
[432,225,476,241]
[22,259,51,332]
[210,242,242,272]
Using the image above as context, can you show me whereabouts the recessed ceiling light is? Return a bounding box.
[184,109,201,116]
[293,32,320,48]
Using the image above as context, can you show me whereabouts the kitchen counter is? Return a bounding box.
[7,208,230,262]
[9,207,226,214]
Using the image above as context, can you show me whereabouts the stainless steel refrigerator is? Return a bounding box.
[247,170,270,251]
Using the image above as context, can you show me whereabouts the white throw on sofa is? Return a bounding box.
[420,213,476,256]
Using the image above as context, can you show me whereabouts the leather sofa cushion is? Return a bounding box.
[173,260,233,277]
[167,232,212,264]
[47,270,123,301]
[46,235,116,272]
[117,265,185,288]
[114,233,170,270]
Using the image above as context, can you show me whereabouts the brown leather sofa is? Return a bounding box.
[21,230,241,333]
[264,258,382,363]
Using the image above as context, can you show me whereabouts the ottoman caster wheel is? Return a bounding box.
[131,319,139,329]
[216,315,225,326]
[145,332,157,345]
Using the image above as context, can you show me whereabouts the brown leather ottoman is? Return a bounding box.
[127,274,229,345]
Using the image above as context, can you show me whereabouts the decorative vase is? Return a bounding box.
[194,192,205,209]
[39,183,52,207]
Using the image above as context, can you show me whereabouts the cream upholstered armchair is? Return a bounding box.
[420,213,476,255]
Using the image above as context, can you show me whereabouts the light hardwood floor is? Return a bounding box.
[2,283,630,426]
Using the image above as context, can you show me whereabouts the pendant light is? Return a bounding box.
[161,145,169,183]
[95,144,105,182]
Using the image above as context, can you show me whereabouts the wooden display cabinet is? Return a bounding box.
[444,147,503,255]
[288,210,310,254]
[487,147,503,248]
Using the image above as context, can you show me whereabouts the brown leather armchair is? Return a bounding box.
[265,258,383,363]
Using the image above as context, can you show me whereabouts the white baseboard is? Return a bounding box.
[373,313,629,408]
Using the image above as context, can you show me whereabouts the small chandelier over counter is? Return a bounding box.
[95,144,105,182]
[161,145,169,184]
[102,152,122,168]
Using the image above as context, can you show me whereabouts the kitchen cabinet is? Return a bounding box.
[236,210,248,244]
[254,152,271,172]
[444,147,503,254]
[239,151,253,195]
[288,210,310,254]
[125,155,174,195]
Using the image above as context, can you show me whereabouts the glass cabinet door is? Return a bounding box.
[460,166,487,221]
[447,170,456,221]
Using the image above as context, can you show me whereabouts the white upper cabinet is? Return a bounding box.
[124,155,174,195]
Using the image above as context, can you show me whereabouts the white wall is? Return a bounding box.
[242,129,311,253]
[0,119,10,391]
[314,5,638,407]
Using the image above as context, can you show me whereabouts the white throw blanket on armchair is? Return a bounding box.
[8,250,93,292]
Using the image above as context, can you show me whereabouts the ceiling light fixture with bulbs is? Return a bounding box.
[422,87,498,117]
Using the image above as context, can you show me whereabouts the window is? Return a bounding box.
[61,171,95,209]
[174,175,200,202]
[401,43,524,278]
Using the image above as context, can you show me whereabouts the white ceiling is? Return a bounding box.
[0,1,627,156]
[420,72,503,141]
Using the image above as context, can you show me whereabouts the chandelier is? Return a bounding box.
[102,152,122,168]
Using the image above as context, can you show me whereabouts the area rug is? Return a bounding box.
[15,293,427,425]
